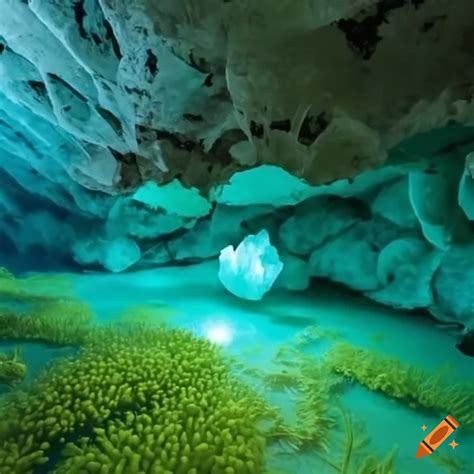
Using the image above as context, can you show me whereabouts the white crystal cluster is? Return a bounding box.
[218,230,283,301]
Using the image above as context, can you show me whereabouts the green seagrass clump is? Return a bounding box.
[0,267,93,347]
[0,299,93,347]
[325,342,474,429]
[0,326,268,474]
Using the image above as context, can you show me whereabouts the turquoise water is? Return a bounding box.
[1,261,473,473]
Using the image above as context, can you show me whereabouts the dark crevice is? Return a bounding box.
[124,86,150,98]
[249,121,264,139]
[270,119,291,132]
[103,20,122,59]
[246,114,329,143]
[421,21,434,32]
[420,15,447,33]
[183,114,204,122]
[145,49,158,75]
[457,330,474,357]
[208,129,247,166]
[142,227,190,250]
[110,150,140,188]
[188,53,211,73]
[95,107,123,135]
[72,1,88,40]
[337,0,426,60]
[204,74,214,87]
[0,43,4,55]
[437,136,474,155]
[136,126,199,152]
[111,150,136,165]
[28,80,47,97]
[91,33,103,46]
[47,73,87,102]
[155,130,197,152]
[100,82,112,92]
[298,112,329,145]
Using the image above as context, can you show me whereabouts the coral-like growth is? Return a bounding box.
[326,343,474,429]
[0,348,26,387]
[0,326,268,473]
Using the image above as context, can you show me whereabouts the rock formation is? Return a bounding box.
[0,0,473,324]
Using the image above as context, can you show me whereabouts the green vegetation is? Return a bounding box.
[0,326,269,473]
[320,408,397,474]
[116,303,180,326]
[0,301,93,347]
[0,268,93,347]
[0,268,75,305]
[3,267,471,474]
[326,343,474,429]
[0,348,27,387]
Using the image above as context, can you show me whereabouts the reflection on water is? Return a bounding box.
[0,264,473,474]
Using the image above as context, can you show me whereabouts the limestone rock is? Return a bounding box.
[366,238,442,309]
[0,0,474,323]
[279,195,363,256]
[308,217,414,292]
[2,0,474,196]
[408,161,463,250]
[132,180,211,219]
[141,205,274,265]
[433,246,474,328]
[275,254,311,292]
[74,236,141,273]
[372,177,419,228]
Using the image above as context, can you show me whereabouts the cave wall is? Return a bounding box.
[0,0,473,325]
[1,0,474,191]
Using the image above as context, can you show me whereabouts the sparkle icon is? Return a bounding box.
[448,440,459,450]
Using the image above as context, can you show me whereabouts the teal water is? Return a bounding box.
[1,261,473,473]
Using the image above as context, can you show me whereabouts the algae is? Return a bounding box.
[319,408,397,474]
[326,342,474,429]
